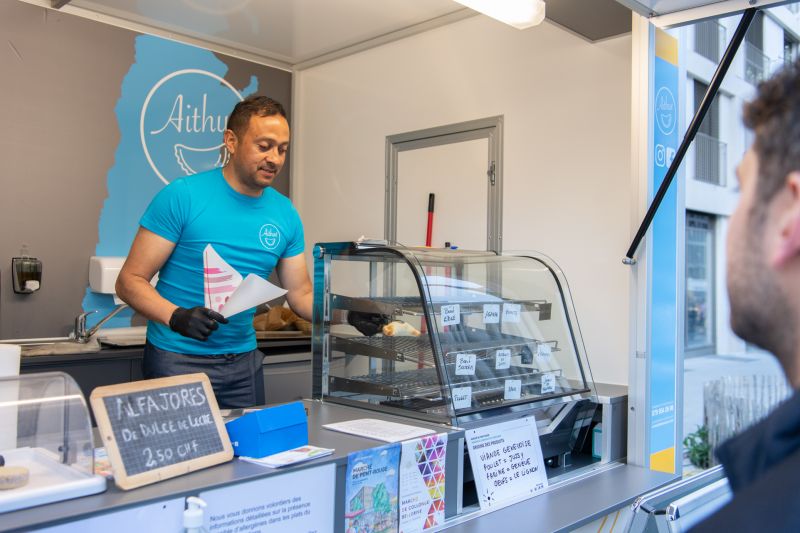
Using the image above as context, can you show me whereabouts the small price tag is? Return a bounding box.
[541,373,556,394]
[452,387,472,410]
[441,304,460,326]
[495,349,511,370]
[455,353,477,375]
[483,304,500,324]
[537,343,552,359]
[503,303,521,323]
[504,379,522,400]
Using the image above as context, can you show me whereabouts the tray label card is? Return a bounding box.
[541,373,556,394]
[441,304,460,326]
[465,417,548,509]
[483,304,500,324]
[504,380,522,400]
[503,304,521,323]
[495,349,511,370]
[455,353,477,375]
[452,387,472,410]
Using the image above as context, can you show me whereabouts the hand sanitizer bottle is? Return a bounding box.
[184,496,207,533]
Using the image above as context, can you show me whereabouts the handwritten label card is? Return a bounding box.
[455,353,477,375]
[465,417,548,509]
[483,304,500,324]
[537,343,552,359]
[541,373,556,394]
[441,304,460,326]
[503,303,521,323]
[495,349,511,370]
[504,380,522,400]
[90,373,233,490]
[452,387,472,410]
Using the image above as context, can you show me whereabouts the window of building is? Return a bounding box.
[695,20,725,62]
[693,80,726,186]
[744,11,767,84]
[685,212,716,354]
[785,30,799,65]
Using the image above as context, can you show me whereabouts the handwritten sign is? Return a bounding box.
[541,373,556,394]
[455,353,476,375]
[483,304,500,324]
[441,304,460,326]
[495,349,511,370]
[465,417,548,509]
[452,386,472,410]
[537,343,552,359]
[503,303,521,323]
[90,373,233,490]
[504,379,522,400]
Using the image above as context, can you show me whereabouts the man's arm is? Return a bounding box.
[116,227,178,325]
[276,253,313,320]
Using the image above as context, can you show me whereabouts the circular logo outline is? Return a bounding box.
[259,223,281,251]
[655,86,676,136]
[140,69,243,185]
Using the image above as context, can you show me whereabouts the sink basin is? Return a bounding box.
[19,338,101,357]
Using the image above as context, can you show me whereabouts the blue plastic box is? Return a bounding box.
[225,401,308,458]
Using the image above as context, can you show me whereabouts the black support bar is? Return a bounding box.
[624,8,757,264]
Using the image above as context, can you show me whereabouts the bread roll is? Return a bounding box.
[0,466,29,490]
[382,321,421,337]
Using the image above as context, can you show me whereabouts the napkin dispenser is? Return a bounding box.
[225,401,307,458]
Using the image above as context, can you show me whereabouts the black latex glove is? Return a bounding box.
[169,306,229,341]
[347,310,390,337]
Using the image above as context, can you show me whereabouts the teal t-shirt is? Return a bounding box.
[140,168,304,355]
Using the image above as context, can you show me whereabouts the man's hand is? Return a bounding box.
[347,311,390,337]
[169,306,229,341]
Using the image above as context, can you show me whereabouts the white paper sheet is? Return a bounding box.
[203,244,243,313]
[219,274,287,318]
[322,419,435,443]
[202,244,287,318]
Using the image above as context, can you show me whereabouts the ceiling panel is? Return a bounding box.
[68,0,468,64]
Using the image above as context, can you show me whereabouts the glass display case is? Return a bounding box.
[0,371,106,513]
[312,242,597,443]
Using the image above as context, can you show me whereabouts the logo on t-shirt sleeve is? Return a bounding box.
[259,224,281,251]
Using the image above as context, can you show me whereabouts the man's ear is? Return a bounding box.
[223,129,237,156]
[773,171,800,267]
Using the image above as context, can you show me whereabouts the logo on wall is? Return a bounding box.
[259,224,281,251]
[140,69,243,184]
[655,87,676,136]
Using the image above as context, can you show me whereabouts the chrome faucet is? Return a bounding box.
[73,304,129,343]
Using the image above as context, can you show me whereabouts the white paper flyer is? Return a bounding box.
[399,434,447,533]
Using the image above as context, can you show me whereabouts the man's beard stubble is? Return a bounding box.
[729,226,798,379]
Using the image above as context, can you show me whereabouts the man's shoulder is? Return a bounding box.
[264,187,297,211]
[691,447,800,532]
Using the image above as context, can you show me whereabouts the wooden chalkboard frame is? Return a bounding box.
[90,373,233,490]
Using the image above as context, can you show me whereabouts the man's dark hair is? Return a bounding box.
[227,95,287,138]
[744,59,800,210]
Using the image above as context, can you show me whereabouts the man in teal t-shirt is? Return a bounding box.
[116,96,312,408]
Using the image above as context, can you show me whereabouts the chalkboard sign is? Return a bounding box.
[90,373,233,490]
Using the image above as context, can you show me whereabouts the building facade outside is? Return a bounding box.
[676,4,800,358]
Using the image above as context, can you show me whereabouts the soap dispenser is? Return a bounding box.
[11,245,42,294]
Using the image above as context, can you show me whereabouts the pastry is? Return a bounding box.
[0,466,29,490]
[382,321,421,337]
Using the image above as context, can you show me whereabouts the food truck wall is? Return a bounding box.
[292,14,634,386]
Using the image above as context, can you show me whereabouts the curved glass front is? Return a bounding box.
[313,243,595,425]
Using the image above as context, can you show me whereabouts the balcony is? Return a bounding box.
[694,132,727,186]
[695,20,725,63]
[744,41,770,85]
